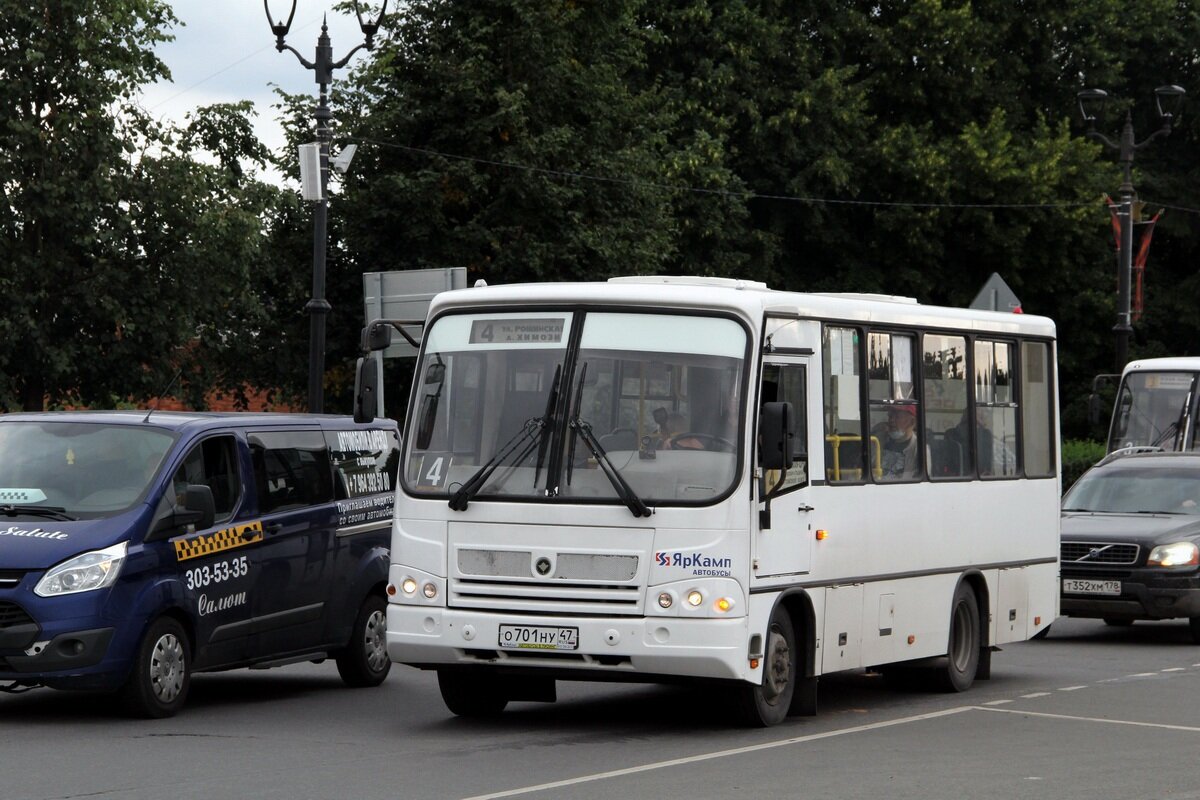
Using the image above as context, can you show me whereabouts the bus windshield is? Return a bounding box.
[1109,371,1199,452]
[402,310,747,506]
[0,422,176,518]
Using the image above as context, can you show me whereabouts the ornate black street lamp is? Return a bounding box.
[264,0,388,413]
[1076,84,1185,372]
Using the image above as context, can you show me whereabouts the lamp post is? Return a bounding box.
[1076,84,1185,372]
[264,0,388,413]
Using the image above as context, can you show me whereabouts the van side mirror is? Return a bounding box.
[353,356,380,424]
[760,401,795,471]
[179,485,216,531]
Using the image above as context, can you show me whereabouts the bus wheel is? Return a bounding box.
[933,584,979,693]
[119,616,191,718]
[438,669,509,717]
[733,606,796,727]
[336,594,391,688]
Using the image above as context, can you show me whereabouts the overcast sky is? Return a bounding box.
[138,1,375,183]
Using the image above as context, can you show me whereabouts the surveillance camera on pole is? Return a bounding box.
[331,144,357,176]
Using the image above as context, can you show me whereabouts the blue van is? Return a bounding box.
[0,411,399,717]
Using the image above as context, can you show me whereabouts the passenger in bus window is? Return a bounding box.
[876,403,919,479]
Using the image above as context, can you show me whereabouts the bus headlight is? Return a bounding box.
[1147,542,1200,567]
[657,592,674,609]
[686,590,704,607]
[401,577,418,595]
[422,582,438,599]
[35,542,127,597]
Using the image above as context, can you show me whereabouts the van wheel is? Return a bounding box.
[932,584,980,693]
[438,669,508,717]
[732,606,796,727]
[336,595,391,688]
[119,616,191,718]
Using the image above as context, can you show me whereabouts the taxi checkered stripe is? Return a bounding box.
[0,490,35,501]
[173,521,264,562]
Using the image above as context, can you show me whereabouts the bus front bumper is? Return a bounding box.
[386,605,752,682]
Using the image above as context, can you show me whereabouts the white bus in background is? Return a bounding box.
[1106,357,1200,453]
[354,276,1060,726]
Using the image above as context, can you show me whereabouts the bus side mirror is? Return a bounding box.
[361,321,393,353]
[1087,392,1102,427]
[760,401,795,471]
[353,357,380,424]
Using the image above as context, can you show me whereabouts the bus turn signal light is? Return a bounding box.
[815,530,829,541]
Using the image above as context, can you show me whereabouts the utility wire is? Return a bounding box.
[355,137,1108,212]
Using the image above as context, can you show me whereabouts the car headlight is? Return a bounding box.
[1146,541,1200,568]
[34,542,128,597]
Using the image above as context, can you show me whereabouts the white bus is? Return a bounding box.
[1105,357,1200,453]
[354,276,1060,726]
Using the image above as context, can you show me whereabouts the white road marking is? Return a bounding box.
[977,706,1200,733]
[1058,686,1087,691]
[1020,692,1051,698]
[1161,668,1185,673]
[983,699,1012,706]
[458,707,975,800]
[1129,672,1158,678]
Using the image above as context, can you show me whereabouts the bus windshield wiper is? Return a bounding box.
[568,416,651,518]
[0,504,76,521]
[449,366,561,512]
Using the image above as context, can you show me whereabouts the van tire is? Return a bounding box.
[336,595,391,688]
[932,583,980,693]
[438,669,509,717]
[119,616,191,719]
[732,606,796,727]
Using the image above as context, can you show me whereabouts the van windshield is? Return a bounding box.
[0,422,176,518]
[402,310,747,506]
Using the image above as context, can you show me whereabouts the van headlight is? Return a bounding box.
[1147,542,1200,568]
[34,542,127,597]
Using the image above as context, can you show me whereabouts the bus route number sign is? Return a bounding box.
[498,624,579,651]
[469,318,565,345]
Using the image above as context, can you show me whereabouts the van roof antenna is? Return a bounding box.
[143,370,183,423]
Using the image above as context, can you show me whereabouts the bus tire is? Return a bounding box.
[119,616,191,719]
[335,594,391,688]
[933,583,980,693]
[733,606,796,727]
[438,669,509,717]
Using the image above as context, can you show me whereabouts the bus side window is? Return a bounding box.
[822,326,865,483]
[923,334,968,479]
[761,364,808,492]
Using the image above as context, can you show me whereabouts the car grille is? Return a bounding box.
[0,601,34,629]
[0,570,26,589]
[1061,542,1140,565]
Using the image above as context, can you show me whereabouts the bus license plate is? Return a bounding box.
[1062,578,1121,595]
[498,624,579,651]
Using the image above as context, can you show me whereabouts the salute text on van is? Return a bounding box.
[355,277,1061,726]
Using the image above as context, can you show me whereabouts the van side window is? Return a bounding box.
[171,436,241,523]
[250,431,334,514]
[326,429,401,499]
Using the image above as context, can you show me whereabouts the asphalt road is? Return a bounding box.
[3,615,1199,800]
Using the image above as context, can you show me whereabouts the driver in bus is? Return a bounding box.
[659,412,704,450]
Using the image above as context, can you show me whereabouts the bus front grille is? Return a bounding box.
[449,577,643,615]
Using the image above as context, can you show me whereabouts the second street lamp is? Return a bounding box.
[265,0,388,413]
[1076,84,1185,372]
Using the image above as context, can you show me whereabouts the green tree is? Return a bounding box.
[0,2,303,410]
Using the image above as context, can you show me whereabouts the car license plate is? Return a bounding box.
[498,624,579,651]
[1062,578,1121,596]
